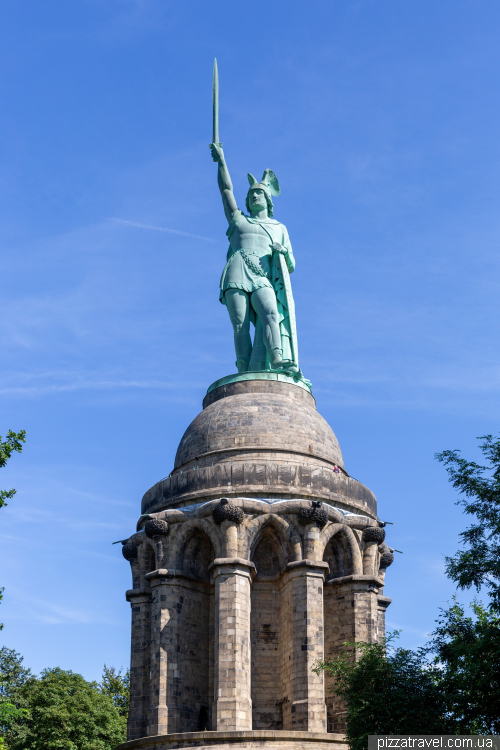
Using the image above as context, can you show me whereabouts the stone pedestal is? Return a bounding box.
[120,377,394,750]
[116,730,347,750]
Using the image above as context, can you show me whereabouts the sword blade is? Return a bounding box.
[212,58,219,145]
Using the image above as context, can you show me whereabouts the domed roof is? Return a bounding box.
[174,379,344,470]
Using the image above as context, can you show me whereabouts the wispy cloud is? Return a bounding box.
[0,377,181,396]
[0,532,122,560]
[111,217,216,243]
[10,597,114,626]
[385,621,432,640]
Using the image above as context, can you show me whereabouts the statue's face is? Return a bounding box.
[248,188,267,214]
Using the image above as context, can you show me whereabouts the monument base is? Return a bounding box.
[206,370,312,396]
[116,730,347,750]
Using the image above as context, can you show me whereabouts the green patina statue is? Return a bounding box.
[210,60,301,377]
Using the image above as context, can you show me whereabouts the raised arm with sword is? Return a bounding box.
[209,59,301,377]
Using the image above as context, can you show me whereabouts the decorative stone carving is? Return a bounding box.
[122,542,138,561]
[380,551,394,568]
[297,500,328,529]
[144,518,169,539]
[362,526,386,544]
[212,498,244,525]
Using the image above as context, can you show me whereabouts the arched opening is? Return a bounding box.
[251,525,288,730]
[323,533,350,581]
[182,530,214,583]
[171,529,215,732]
[252,525,288,578]
[323,532,351,733]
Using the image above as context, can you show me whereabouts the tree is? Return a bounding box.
[0,652,129,749]
[436,434,500,611]
[314,637,457,750]
[99,665,129,718]
[2,667,126,750]
[0,705,28,749]
[313,435,500,748]
[427,598,500,735]
[0,649,31,748]
[0,430,26,630]
[0,648,32,688]
[0,431,26,510]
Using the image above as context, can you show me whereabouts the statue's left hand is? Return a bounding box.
[271,242,288,256]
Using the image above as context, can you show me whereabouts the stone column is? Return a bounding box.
[146,571,170,735]
[377,594,392,644]
[210,557,255,731]
[362,541,378,575]
[145,569,188,735]
[323,574,386,732]
[324,574,383,652]
[281,560,328,733]
[125,588,152,741]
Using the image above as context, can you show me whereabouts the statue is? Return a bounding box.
[210,60,301,377]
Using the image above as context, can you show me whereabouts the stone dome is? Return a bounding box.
[141,378,377,518]
[174,379,343,470]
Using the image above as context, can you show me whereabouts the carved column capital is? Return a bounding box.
[208,557,256,581]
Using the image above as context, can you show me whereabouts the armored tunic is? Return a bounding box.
[219,210,294,302]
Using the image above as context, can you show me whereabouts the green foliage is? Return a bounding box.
[0,431,26,510]
[0,653,126,750]
[99,665,129,718]
[0,430,26,630]
[0,705,28,736]
[436,434,500,611]
[0,647,32,691]
[0,648,32,745]
[427,598,500,734]
[314,434,500,749]
[315,635,457,750]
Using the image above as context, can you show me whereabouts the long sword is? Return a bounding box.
[211,58,222,160]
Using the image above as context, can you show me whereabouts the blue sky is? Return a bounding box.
[1,0,499,680]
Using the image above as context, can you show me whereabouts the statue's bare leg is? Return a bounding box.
[249,318,267,371]
[250,287,283,367]
[225,289,252,372]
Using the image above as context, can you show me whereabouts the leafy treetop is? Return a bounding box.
[0,662,127,750]
[436,434,500,611]
[0,431,26,509]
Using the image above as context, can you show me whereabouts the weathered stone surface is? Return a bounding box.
[362,526,385,544]
[141,460,377,518]
[323,575,388,732]
[122,377,392,747]
[202,379,315,409]
[145,519,169,539]
[140,380,377,518]
[116,730,347,750]
[297,501,328,529]
[212,498,245,525]
[176,380,342,470]
[122,542,138,561]
[379,552,394,568]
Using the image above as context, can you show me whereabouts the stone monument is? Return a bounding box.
[116,60,394,750]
